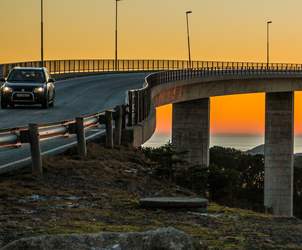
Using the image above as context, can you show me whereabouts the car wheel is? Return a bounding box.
[42,96,49,109]
[1,100,8,109]
[49,99,54,108]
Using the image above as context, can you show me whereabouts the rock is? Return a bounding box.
[140,197,208,212]
[1,227,196,250]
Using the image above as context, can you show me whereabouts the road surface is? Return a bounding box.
[0,73,147,173]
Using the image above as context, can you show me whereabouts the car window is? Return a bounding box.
[7,69,46,83]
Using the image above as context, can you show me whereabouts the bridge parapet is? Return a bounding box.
[2,59,302,77]
[128,67,302,126]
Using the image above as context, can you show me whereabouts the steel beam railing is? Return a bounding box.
[1,59,302,77]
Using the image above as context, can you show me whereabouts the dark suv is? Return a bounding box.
[0,67,55,109]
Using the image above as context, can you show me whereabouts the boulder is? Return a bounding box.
[1,227,196,250]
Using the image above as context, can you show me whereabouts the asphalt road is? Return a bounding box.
[0,73,146,129]
[0,73,147,173]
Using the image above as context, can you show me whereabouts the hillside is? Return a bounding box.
[246,144,265,155]
[0,143,302,249]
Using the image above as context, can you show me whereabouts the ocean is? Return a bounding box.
[144,132,302,153]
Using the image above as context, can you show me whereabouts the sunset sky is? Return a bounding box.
[1,0,302,135]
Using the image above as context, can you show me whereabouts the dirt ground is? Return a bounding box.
[1,143,302,249]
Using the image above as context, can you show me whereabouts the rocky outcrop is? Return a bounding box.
[1,227,196,250]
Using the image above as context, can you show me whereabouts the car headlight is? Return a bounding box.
[2,86,13,93]
[34,87,44,93]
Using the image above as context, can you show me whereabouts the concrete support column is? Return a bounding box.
[265,91,294,217]
[172,98,210,166]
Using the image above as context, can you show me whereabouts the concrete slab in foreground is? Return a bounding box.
[140,197,208,211]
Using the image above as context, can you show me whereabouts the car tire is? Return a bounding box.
[1,100,7,109]
[42,96,49,109]
[49,99,54,108]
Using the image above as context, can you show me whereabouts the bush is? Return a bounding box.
[209,146,264,210]
[141,142,188,182]
[142,144,302,217]
[175,165,208,196]
[142,143,208,195]
[208,164,240,204]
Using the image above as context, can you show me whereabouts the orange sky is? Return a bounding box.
[1,0,302,135]
[156,92,302,136]
[2,0,302,63]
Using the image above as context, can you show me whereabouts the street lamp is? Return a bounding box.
[40,0,44,67]
[186,11,192,68]
[115,0,122,71]
[267,21,272,68]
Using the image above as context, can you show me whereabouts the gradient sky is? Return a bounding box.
[156,92,302,136]
[1,0,302,135]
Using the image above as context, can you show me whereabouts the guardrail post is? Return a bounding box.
[134,91,139,125]
[128,91,133,127]
[143,90,147,120]
[139,91,144,122]
[114,106,123,146]
[122,104,127,129]
[29,124,43,177]
[105,110,114,148]
[76,117,87,159]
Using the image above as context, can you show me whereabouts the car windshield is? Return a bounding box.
[7,69,45,83]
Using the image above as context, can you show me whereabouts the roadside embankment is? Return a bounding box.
[0,143,302,249]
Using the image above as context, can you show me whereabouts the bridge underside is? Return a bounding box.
[171,92,294,217]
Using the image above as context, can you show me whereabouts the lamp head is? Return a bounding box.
[186,11,192,14]
[267,21,272,24]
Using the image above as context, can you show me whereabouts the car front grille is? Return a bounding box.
[12,87,34,92]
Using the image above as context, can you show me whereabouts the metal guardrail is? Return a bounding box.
[0,106,126,175]
[2,59,302,77]
[1,61,302,176]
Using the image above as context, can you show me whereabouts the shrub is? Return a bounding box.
[209,147,264,210]
[141,142,188,182]
[142,144,302,217]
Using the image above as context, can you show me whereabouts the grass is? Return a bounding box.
[0,143,302,249]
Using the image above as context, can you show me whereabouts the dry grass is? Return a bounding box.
[0,143,302,249]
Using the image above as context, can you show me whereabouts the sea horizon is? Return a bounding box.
[144,132,302,154]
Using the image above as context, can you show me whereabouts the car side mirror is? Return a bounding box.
[0,77,6,83]
[48,78,55,83]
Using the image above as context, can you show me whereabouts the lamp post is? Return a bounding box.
[40,0,44,67]
[115,0,121,71]
[267,21,272,68]
[186,11,192,68]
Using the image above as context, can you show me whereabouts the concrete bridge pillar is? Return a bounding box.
[265,91,294,217]
[172,98,210,166]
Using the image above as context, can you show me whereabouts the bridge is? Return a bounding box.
[1,59,302,218]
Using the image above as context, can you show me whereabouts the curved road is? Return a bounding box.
[0,73,147,172]
[0,73,146,128]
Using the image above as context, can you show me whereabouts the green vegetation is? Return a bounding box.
[143,143,302,217]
